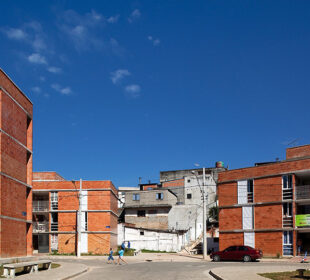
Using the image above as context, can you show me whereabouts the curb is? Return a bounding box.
[209,270,224,280]
[61,267,89,280]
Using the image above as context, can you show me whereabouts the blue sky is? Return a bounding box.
[1,1,310,187]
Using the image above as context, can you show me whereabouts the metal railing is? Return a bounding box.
[33,222,49,233]
[283,217,293,228]
[51,222,58,232]
[283,189,293,200]
[51,201,58,210]
[247,192,253,203]
[295,185,310,200]
[33,201,49,212]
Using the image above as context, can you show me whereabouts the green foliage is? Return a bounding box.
[209,206,219,221]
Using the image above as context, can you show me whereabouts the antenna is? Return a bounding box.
[286,138,300,147]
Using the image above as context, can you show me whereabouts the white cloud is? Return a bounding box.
[107,15,120,23]
[4,28,27,40]
[47,66,62,74]
[28,53,47,64]
[111,69,130,84]
[51,84,72,95]
[153,39,160,46]
[31,86,41,93]
[125,84,141,98]
[58,9,105,51]
[40,76,46,81]
[148,35,160,46]
[128,9,141,23]
[3,22,47,52]
[60,87,72,95]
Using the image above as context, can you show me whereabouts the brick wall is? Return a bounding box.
[0,69,32,257]
[218,158,310,183]
[255,205,282,229]
[255,232,282,257]
[219,208,242,231]
[286,145,310,160]
[219,233,243,251]
[33,175,118,255]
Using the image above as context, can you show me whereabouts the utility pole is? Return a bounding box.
[77,178,82,258]
[202,167,207,260]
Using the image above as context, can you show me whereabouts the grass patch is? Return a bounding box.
[259,270,310,280]
[113,247,135,256]
[141,249,175,253]
[0,263,60,278]
[50,250,75,256]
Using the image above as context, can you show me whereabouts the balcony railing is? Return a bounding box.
[283,189,293,200]
[51,201,58,210]
[247,192,253,203]
[283,217,293,227]
[33,201,49,212]
[295,185,310,200]
[33,222,49,233]
[51,222,58,232]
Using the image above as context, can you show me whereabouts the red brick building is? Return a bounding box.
[32,172,118,255]
[0,69,33,257]
[218,145,310,257]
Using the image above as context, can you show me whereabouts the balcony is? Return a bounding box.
[283,216,293,228]
[33,222,49,233]
[295,185,310,200]
[33,201,49,212]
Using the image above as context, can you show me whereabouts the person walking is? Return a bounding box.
[127,241,131,249]
[118,248,128,265]
[107,248,116,264]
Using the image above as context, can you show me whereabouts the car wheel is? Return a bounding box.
[213,255,220,262]
[243,255,251,262]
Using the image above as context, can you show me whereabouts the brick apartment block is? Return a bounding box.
[32,172,118,255]
[218,145,310,257]
[0,69,33,257]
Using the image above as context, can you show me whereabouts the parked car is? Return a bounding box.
[210,245,263,262]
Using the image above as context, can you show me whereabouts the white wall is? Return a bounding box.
[118,224,185,252]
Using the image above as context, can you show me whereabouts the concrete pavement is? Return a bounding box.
[4,253,308,279]
[8,262,87,280]
[209,263,309,280]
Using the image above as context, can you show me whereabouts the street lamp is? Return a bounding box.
[191,166,207,260]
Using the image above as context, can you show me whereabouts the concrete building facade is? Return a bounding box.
[0,69,33,257]
[32,172,118,255]
[218,145,310,257]
[118,186,140,208]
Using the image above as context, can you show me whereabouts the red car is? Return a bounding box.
[210,245,263,262]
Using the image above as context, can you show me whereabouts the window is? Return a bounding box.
[140,230,144,235]
[283,231,293,255]
[156,193,164,200]
[187,193,192,199]
[137,210,146,217]
[283,203,292,217]
[147,187,153,190]
[225,246,237,252]
[247,180,254,203]
[238,246,248,251]
[133,194,140,201]
[51,192,58,210]
[247,180,253,193]
[148,210,157,215]
[283,175,293,189]
[84,212,88,231]
[187,179,191,183]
